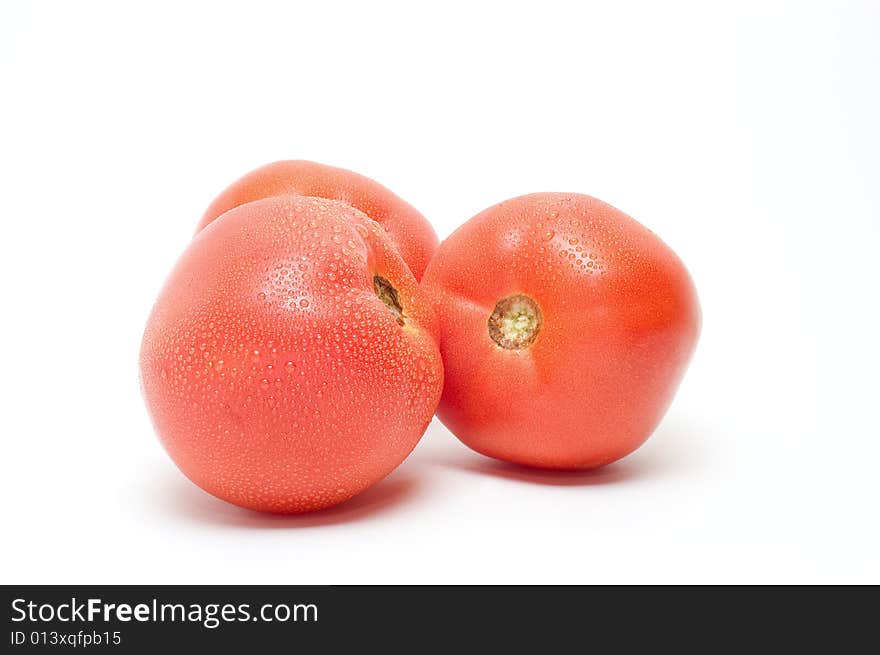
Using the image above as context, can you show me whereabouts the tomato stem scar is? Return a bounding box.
[488,294,542,349]
[373,275,405,326]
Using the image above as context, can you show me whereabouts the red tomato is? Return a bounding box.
[421,193,700,469]
[198,160,438,280]
[141,196,443,512]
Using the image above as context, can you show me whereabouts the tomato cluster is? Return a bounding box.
[141,162,699,512]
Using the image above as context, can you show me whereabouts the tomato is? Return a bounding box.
[140,195,443,512]
[198,160,438,280]
[421,193,700,469]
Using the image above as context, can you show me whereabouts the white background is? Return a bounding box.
[1,1,878,584]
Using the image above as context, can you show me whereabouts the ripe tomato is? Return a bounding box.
[421,193,700,469]
[141,195,443,512]
[198,160,438,280]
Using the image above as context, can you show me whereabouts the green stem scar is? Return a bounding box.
[488,294,542,349]
[373,275,405,326]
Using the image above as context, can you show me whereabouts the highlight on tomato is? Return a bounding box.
[198,160,438,280]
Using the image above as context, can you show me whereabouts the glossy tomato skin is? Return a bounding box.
[198,160,438,280]
[141,196,443,512]
[421,193,700,469]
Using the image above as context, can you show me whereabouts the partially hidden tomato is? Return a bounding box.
[421,193,700,469]
[141,195,443,512]
[198,160,438,280]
